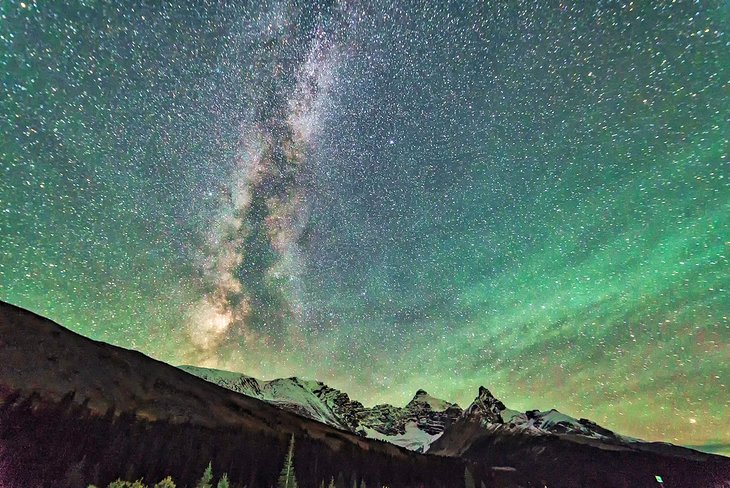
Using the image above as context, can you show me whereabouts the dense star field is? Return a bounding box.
[1,0,728,455]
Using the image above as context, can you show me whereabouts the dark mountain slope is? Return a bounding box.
[0,301,469,488]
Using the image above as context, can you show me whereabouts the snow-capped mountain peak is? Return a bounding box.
[406,389,457,413]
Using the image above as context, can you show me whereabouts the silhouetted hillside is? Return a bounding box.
[0,301,470,488]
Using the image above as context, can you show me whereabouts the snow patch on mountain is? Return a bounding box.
[363,421,444,452]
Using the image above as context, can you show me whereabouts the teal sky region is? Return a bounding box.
[1,1,729,455]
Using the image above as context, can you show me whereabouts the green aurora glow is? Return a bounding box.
[1,0,728,455]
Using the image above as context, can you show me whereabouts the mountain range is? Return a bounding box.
[179,365,461,452]
[179,365,638,455]
[1,300,729,487]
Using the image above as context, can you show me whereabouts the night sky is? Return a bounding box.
[1,1,728,454]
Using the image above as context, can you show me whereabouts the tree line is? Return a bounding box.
[1,390,490,487]
[87,436,487,488]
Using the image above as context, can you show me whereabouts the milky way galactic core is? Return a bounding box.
[1,1,728,455]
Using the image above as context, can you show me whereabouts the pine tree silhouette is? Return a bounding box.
[464,466,475,488]
[277,435,298,488]
[153,476,176,488]
[216,473,230,488]
[196,462,213,488]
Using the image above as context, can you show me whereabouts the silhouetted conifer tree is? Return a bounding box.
[63,455,87,487]
[277,435,298,488]
[153,476,176,488]
[196,462,213,488]
[464,467,475,488]
[216,473,230,488]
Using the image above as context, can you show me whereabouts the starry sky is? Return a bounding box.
[1,0,728,455]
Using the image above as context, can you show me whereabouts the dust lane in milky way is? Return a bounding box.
[1,1,728,455]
